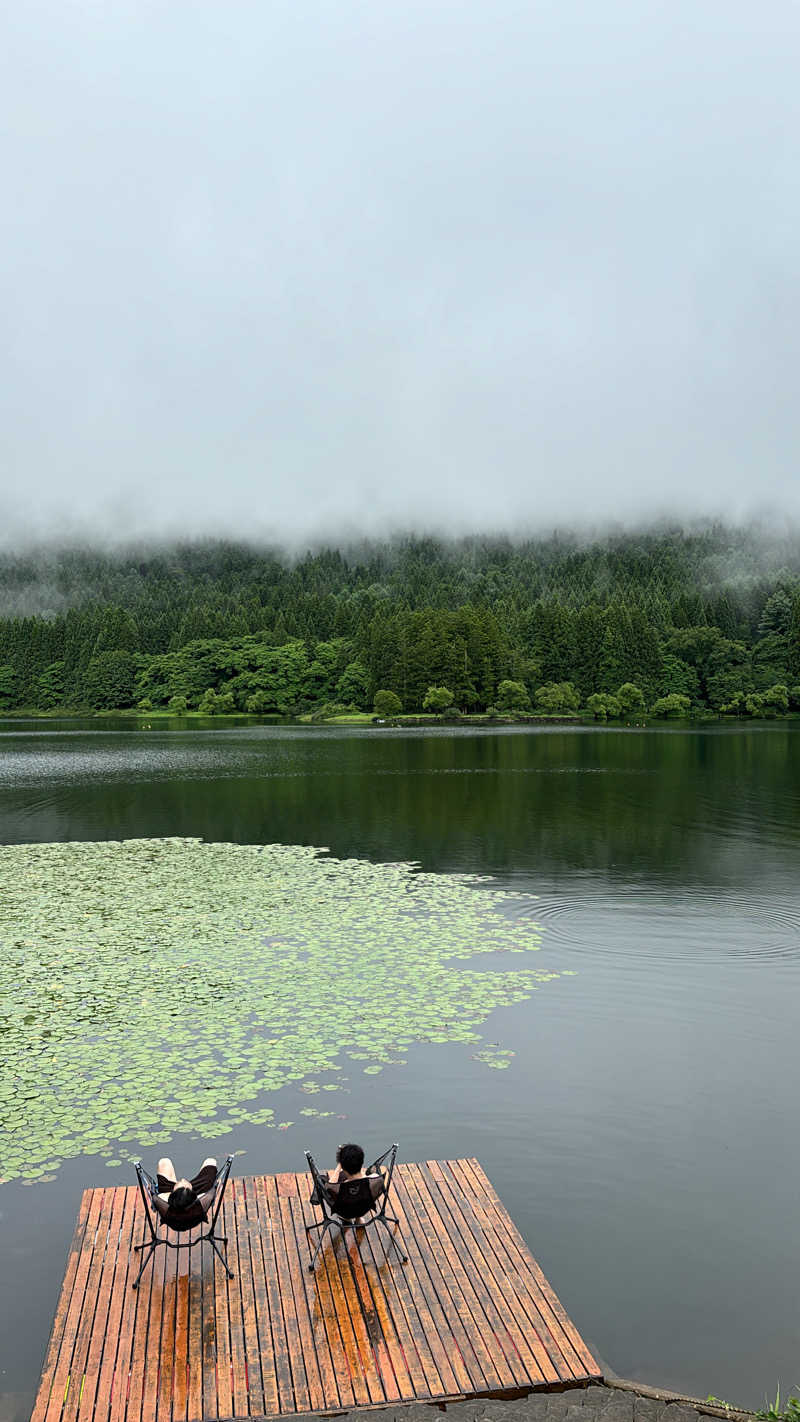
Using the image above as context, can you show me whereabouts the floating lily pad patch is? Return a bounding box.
[0,837,555,1184]
[472,1048,516,1069]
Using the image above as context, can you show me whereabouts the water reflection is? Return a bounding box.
[1,721,800,1417]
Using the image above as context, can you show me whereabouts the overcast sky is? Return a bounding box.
[1,0,799,547]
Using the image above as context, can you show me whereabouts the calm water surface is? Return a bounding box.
[1,721,799,1416]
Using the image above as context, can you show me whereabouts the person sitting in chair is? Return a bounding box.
[152,1155,218,1230]
[324,1143,385,1224]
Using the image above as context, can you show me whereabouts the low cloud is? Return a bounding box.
[2,0,799,547]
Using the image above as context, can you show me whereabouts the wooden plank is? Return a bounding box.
[296,1184,355,1410]
[94,1188,137,1416]
[462,1158,601,1377]
[137,1198,170,1422]
[389,1171,472,1396]
[221,1187,248,1420]
[155,1220,179,1422]
[301,1190,386,1409]
[358,1208,435,1399]
[324,1216,387,1407]
[299,1188,369,1410]
[172,1241,191,1422]
[43,1187,106,1422]
[251,1174,294,1414]
[377,1173,465,1397]
[264,1173,311,1411]
[232,1178,266,1416]
[448,1159,575,1381]
[429,1160,550,1386]
[457,1158,600,1379]
[70,1186,129,1422]
[418,1161,522,1389]
[34,1161,601,1422]
[109,1194,153,1422]
[451,1160,568,1382]
[186,1228,204,1422]
[392,1169,478,1393]
[340,1219,405,1404]
[200,1224,219,1422]
[275,1178,327,1411]
[349,1221,416,1402]
[31,1189,93,1422]
[400,1165,504,1391]
[212,1203,233,1422]
[245,1176,280,1416]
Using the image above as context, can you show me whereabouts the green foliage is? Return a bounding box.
[0,663,17,708]
[752,634,789,692]
[309,701,353,722]
[719,692,748,716]
[374,688,402,716]
[82,650,136,708]
[745,683,789,717]
[335,660,370,709]
[659,654,701,702]
[758,588,794,639]
[754,1386,800,1421]
[586,692,621,721]
[168,693,188,713]
[534,681,580,713]
[136,698,154,712]
[423,685,454,713]
[651,693,692,718]
[0,837,558,1184]
[495,679,531,712]
[36,661,66,709]
[0,528,798,716]
[616,682,645,713]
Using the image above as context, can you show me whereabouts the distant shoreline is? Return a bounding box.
[2,707,799,727]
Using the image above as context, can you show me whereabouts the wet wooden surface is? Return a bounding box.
[31,1159,601,1422]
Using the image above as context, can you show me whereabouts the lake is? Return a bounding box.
[1,720,799,1419]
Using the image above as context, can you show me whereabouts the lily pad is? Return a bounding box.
[0,837,555,1183]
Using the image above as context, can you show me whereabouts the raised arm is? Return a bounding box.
[197,1184,217,1215]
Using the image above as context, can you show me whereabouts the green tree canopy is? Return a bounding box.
[586,692,621,721]
[373,689,402,716]
[422,686,453,713]
[534,681,580,713]
[651,693,691,718]
[616,682,644,714]
[495,679,531,712]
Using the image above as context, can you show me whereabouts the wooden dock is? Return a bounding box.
[31,1158,601,1422]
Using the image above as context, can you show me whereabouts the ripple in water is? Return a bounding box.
[526,888,800,963]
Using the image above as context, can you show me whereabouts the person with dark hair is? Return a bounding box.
[152,1155,218,1230]
[323,1142,385,1224]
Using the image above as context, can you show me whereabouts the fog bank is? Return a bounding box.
[2,1,799,547]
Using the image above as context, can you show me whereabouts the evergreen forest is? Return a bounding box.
[1,525,799,720]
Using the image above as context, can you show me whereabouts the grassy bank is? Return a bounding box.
[2,706,799,727]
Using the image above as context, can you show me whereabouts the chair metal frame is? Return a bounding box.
[304,1143,408,1273]
[131,1155,235,1290]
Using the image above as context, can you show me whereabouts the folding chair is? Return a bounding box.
[304,1143,408,1272]
[131,1155,235,1289]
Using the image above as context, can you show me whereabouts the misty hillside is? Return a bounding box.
[0,525,798,717]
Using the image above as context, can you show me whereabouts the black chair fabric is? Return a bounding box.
[304,1144,408,1271]
[131,1155,234,1289]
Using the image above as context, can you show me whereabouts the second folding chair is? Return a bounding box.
[304,1143,408,1272]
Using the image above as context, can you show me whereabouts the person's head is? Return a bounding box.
[169,1184,197,1213]
[336,1142,364,1175]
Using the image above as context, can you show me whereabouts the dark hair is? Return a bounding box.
[336,1142,364,1174]
[169,1185,196,1213]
